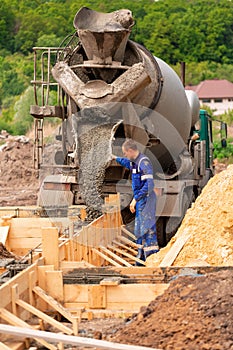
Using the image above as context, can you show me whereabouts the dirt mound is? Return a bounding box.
[0,133,39,206]
[111,269,233,350]
[147,164,233,267]
[0,242,17,259]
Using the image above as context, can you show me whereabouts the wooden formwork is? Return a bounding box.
[0,194,170,349]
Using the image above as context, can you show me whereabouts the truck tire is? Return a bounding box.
[156,217,167,248]
[165,191,191,243]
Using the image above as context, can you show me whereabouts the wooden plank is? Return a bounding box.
[0,324,161,349]
[91,248,122,267]
[0,341,12,349]
[88,285,106,309]
[7,238,42,249]
[0,263,38,311]
[28,271,35,306]
[104,284,168,304]
[0,226,9,244]
[112,240,137,255]
[116,236,139,249]
[80,309,133,320]
[33,286,75,323]
[121,226,136,240]
[42,227,59,270]
[159,234,191,267]
[63,283,169,311]
[3,341,25,350]
[100,277,122,286]
[16,298,73,335]
[0,308,56,350]
[33,286,80,335]
[108,245,146,266]
[99,246,132,267]
[11,284,19,317]
[37,265,54,311]
[9,218,54,237]
[59,261,95,271]
[45,270,64,302]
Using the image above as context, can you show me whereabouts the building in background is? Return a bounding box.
[186,79,233,116]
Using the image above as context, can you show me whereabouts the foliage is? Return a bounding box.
[12,86,59,135]
[0,52,33,106]
[0,0,233,137]
[213,139,233,162]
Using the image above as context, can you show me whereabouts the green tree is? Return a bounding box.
[0,0,15,52]
[12,86,59,135]
[12,87,34,135]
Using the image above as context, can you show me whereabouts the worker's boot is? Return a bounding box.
[135,246,145,266]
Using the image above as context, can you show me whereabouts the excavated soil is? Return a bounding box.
[110,269,233,350]
[0,134,39,206]
[0,242,16,259]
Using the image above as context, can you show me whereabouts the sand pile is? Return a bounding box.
[147,165,233,267]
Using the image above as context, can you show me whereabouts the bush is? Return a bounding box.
[213,140,233,160]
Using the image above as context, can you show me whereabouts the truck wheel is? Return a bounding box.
[156,217,166,248]
[165,191,191,243]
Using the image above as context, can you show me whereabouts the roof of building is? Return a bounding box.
[185,79,233,99]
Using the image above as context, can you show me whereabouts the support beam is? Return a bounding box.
[33,286,79,335]
[0,308,56,350]
[108,244,145,266]
[16,299,73,335]
[91,248,123,267]
[116,236,139,249]
[41,227,59,269]
[99,246,132,267]
[112,240,137,256]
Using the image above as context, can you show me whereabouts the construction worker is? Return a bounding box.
[112,138,159,263]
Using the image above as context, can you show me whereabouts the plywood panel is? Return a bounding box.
[88,285,106,309]
[9,218,54,237]
[8,238,42,249]
[42,227,59,269]
[45,271,64,302]
[63,283,169,311]
[64,284,89,304]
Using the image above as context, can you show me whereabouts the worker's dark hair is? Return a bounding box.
[122,138,138,151]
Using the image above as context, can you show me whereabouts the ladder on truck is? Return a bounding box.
[30,34,80,170]
[33,118,44,170]
[30,47,65,170]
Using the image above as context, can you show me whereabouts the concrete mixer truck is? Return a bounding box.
[30,7,226,246]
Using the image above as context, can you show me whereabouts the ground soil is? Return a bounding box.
[0,135,39,206]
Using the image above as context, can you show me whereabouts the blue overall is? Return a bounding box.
[116,153,159,262]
